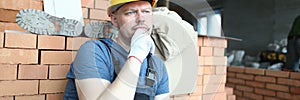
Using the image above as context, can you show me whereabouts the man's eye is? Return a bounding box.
[125,11,136,15]
[143,10,151,14]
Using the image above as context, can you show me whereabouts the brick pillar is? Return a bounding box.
[177,36,228,100]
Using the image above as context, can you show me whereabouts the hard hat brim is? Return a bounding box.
[107,0,157,16]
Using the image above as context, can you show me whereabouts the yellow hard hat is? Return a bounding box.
[107,0,158,15]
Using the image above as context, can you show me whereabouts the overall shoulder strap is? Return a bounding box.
[146,54,155,86]
[99,38,113,51]
[98,38,118,80]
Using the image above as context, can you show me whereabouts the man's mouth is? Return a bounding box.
[133,25,148,30]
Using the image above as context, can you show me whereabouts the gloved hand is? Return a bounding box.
[128,28,155,63]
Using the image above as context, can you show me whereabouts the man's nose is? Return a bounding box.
[136,11,146,23]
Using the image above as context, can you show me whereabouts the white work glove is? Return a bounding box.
[128,29,155,63]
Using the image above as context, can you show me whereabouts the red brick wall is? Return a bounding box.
[0,0,92,99]
[227,66,300,100]
[0,0,231,100]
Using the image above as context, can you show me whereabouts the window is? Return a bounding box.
[198,13,222,37]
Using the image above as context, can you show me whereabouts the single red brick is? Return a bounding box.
[213,92,227,100]
[0,9,18,22]
[236,73,254,80]
[198,37,203,46]
[46,93,64,100]
[0,0,27,10]
[213,47,225,56]
[0,96,13,100]
[225,87,234,95]
[0,49,38,64]
[95,0,109,10]
[66,37,91,50]
[254,88,275,96]
[227,77,245,85]
[266,70,289,78]
[203,65,216,75]
[203,75,226,85]
[49,65,70,79]
[39,80,68,93]
[245,67,265,75]
[203,37,227,48]
[277,78,300,87]
[29,0,43,10]
[198,65,204,75]
[198,56,205,66]
[204,56,227,66]
[225,83,235,88]
[203,84,225,94]
[0,22,5,32]
[290,72,300,80]
[90,9,107,20]
[233,89,243,97]
[216,65,227,75]
[81,0,95,8]
[0,64,17,80]
[38,35,65,50]
[40,51,76,64]
[199,47,213,56]
[255,76,276,83]
[0,80,38,96]
[291,87,300,94]
[19,0,30,10]
[276,91,292,99]
[227,66,245,73]
[235,85,254,92]
[15,95,45,100]
[18,65,48,79]
[266,83,289,92]
[245,81,265,88]
[82,8,88,19]
[5,32,37,49]
[5,23,27,32]
[243,92,263,100]
[227,72,236,78]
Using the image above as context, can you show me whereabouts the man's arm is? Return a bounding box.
[75,58,142,100]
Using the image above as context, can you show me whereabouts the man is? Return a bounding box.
[63,0,170,100]
[283,15,300,72]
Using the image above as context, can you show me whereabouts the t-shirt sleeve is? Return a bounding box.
[155,61,170,95]
[73,40,114,82]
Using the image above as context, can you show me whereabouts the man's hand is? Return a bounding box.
[128,28,155,63]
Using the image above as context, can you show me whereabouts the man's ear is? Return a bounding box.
[110,15,118,27]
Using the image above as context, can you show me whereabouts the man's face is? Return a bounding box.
[111,1,153,39]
